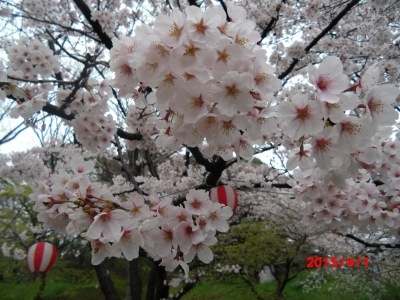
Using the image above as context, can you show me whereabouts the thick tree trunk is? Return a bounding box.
[274,259,291,299]
[275,282,286,299]
[126,262,132,300]
[129,258,142,300]
[94,262,121,300]
[155,264,169,299]
[146,261,169,300]
[145,263,157,300]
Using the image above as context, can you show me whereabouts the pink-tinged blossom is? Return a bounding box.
[86,209,130,242]
[312,196,326,212]
[366,199,386,215]
[226,1,247,22]
[300,207,318,226]
[184,233,218,264]
[286,144,313,171]
[195,113,220,141]
[35,189,73,215]
[277,94,324,140]
[66,175,90,196]
[308,56,349,103]
[175,221,204,252]
[203,38,247,81]
[362,84,399,129]
[155,71,182,108]
[155,198,175,219]
[352,197,373,214]
[336,117,372,153]
[202,203,233,232]
[248,62,281,96]
[91,239,113,265]
[112,222,144,261]
[311,127,343,170]
[109,57,138,95]
[113,36,137,58]
[203,141,234,161]
[153,10,187,48]
[68,208,92,233]
[247,102,278,140]
[140,218,159,249]
[186,6,222,46]
[121,194,151,220]
[148,194,162,210]
[228,20,260,49]
[169,206,193,227]
[316,208,333,224]
[373,211,397,228]
[209,71,254,117]
[326,198,342,216]
[175,123,204,147]
[10,93,47,119]
[175,84,209,122]
[320,93,360,123]
[70,157,95,174]
[216,116,241,144]
[153,225,175,257]
[356,63,380,95]
[160,249,189,278]
[184,189,213,215]
[388,165,400,189]
[349,146,384,172]
[135,36,170,86]
[171,39,207,69]
[233,134,254,161]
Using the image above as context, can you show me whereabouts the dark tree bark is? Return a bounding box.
[155,264,169,300]
[94,262,121,300]
[129,258,142,300]
[145,264,157,300]
[146,261,169,300]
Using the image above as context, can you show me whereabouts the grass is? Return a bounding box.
[0,281,107,300]
[1,270,400,300]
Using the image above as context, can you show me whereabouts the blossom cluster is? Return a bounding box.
[1,37,61,119]
[301,267,387,300]
[283,59,400,233]
[30,156,233,275]
[2,243,27,261]
[109,2,281,159]
[215,263,241,274]
[91,9,116,35]
[59,79,118,152]
[125,105,158,151]
[108,0,400,235]
[4,37,60,80]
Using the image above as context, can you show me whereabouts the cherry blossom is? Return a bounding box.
[209,71,254,117]
[1,0,400,284]
[277,94,324,140]
[308,56,349,103]
[184,189,213,215]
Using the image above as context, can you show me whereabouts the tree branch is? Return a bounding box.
[278,0,361,80]
[339,233,400,249]
[187,0,200,7]
[216,0,230,22]
[72,0,113,49]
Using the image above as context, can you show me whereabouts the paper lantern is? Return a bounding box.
[210,186,238,213]
[26,242,57,276]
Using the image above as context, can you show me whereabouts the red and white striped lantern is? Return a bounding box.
[209,186,238,213]
[26,242,57,276]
